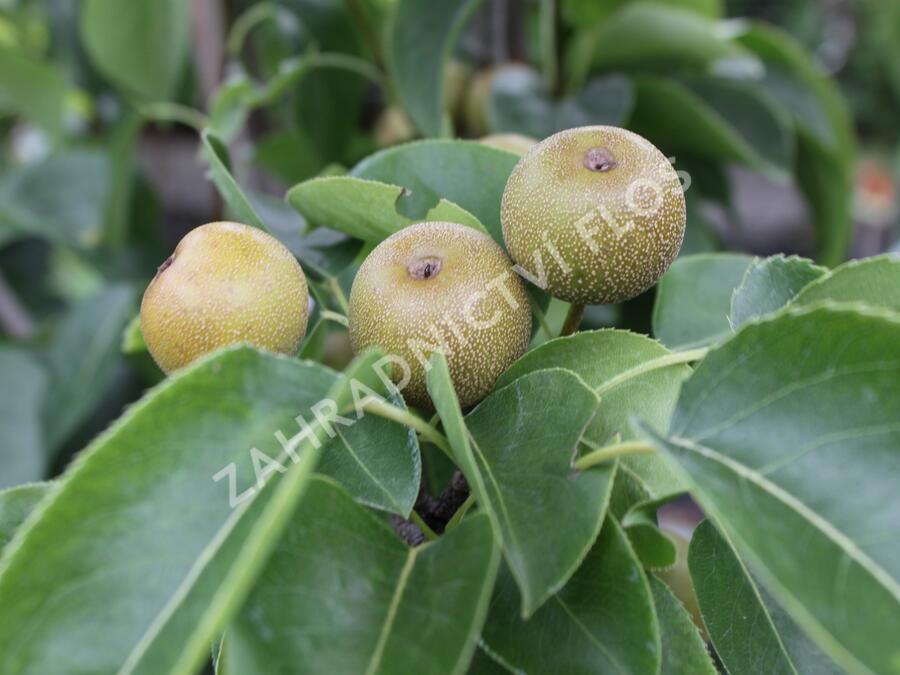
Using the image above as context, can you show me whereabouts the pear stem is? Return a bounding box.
[560,303,585,337]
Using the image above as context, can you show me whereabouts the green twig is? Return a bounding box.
[320,309,349,328]
[137,102,209,131]
[227,2,280,56]
[574,440,656,471]
[327,276,351,315]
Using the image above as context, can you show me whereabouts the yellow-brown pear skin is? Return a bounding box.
[501,126,685,305]
[348,222,531,409]
[140,221,309,373]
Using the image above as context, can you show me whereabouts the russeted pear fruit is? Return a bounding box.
[501,125,685,305]
[141,221,309,373]
[348,221,531,409]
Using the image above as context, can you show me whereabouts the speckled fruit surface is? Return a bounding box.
[501,126,686,305]
[348,221,532,409]
[140,221,309,373]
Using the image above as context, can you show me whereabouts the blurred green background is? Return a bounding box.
[0,0,898,489]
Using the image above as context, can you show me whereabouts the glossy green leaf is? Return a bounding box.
[630,76,793,179]
[0,484,49,553]
[567,2,751,87]
[200,130,267,232]
[729,255,827,329]
[81,0,188,100]
[222,477,500,675]
[653,253,755,350]
[495,330,692,499]
[0,348,351,675]
[0,150,110,249]
[318,388,421,517]
[0,47,66,137]
[789,254,900,314]
[643,306,900,674]
[689,519,840,675]
[351,140,518,243]
[648,574,716,675]
[427,354,613,616]
[42,284,135,454]
[388,0,483,136]
[488,67,633,143]
[0,349,47,490]
[481,516,660,674]
[287,175,486,243]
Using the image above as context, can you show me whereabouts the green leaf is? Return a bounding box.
[432,354,612,616]
[81,0,188,100]
[736,23,855,265]
[388,0,483,136]
[102,111,145,247]
[200,130,268,232]
[351,140,519,243]
[642,306,900,674]
[287,175,487,243]
[0,46,66,137]
[648,574,716,675]
[0,483,49,553]
[0,348,350,675]
[562,0,724,26]
[626,523,677,569]
[737,23,852,155]
[318,388,421,517]
[729,255,827,329]
[653,253,755,350]
[0,349,47,490]
[0,150,110,249]
[630,76,794,179]
[488,67,633,142]
[248,191,359,278]
[795,134,853,266]
[567,2,751,87]
[42,285,135,454]
[481,515,660,674]
[222,477,500,675]
[789,254,900,314]
[495,330,693,499]
[689,519,840,675]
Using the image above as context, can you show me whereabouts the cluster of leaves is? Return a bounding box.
[2,232,899,675]
[0,0,897,674]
